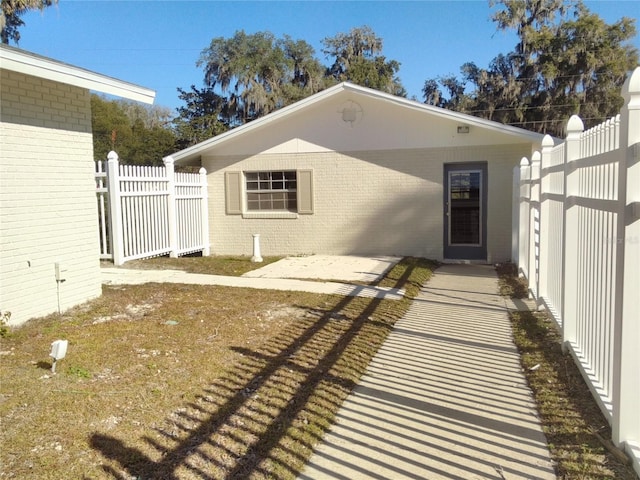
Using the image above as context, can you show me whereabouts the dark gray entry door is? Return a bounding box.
[443,163,488,260]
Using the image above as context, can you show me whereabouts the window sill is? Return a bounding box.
[242,211,299,219]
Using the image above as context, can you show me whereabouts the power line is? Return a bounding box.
[437,71,628,83]
[506,117,611,126]
[462,100,621,115]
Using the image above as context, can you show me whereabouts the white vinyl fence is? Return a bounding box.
[514,67,639,475]
[96,152,210,266]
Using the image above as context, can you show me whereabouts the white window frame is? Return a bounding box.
[245,170,298,213]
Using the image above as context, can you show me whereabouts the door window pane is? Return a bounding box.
[449,171,481,244]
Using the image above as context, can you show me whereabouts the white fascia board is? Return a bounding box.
[0,45,155,104]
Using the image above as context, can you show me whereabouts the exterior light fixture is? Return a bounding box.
[457,126,470,134]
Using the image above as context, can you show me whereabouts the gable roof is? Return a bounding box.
[170,82,544,164]
[0,44,155,104]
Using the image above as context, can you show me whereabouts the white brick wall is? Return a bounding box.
[203,143,529,262]
[0,70,101,326]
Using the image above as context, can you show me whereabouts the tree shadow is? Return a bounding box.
[90,261,421,479]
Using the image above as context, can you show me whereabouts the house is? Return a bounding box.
[0,44,155,326]
[170,82,544,263]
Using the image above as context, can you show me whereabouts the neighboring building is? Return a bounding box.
[0,44,155,326]
[170,82,544,263]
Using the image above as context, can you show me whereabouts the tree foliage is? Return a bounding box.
[1,0,57,44]
[196,30,328,125]
[91,95,177,165]
[5,2,638,160]
[88,9,637,159]
[322,26,405,95]
[172,86,229,150]
[173,26,405,149]
[423,0,638,136]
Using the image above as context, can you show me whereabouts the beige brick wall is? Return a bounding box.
[203,143,529,262]
[0,70,101,326]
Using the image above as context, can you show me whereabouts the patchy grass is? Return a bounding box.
[495,262,529,298]
[496,264,637,480]
[120,254,283,277]
[0,257,435,479]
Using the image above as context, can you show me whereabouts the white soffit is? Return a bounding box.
[0,45,155,104]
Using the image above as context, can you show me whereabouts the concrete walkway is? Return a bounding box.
[298,264,555,480]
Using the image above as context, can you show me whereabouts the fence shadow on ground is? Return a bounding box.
[298,264,555,480]
[89,262,419,479]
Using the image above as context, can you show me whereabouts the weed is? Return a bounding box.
[496,262,529,298]
[67,365,91,379]
[0,310,11,338]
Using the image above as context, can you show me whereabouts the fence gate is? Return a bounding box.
[96,151,210,266]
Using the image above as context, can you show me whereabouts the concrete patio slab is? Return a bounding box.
[298,264,555,480]
[242,255,402,283]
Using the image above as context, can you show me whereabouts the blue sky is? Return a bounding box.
[17,0,640,113]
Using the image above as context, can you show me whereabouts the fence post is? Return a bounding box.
[163,156,178,258]
[106,151,124,266]
[518,157,530,278]
[512,165,520,264]
[537,135,555,305]
[528,150,541,299]
[612,67,640,458]
[199,167,211,256]
[561,115,584,353]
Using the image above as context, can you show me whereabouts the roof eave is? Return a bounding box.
[171,82,546,164]
[340,82,546,142]
[170,83,348,164]
[0,44,155,104]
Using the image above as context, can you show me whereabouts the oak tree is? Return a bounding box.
[197,30,326,125]
[322,26,405,95]
[91,95,177,165]
[423,0,638,135]
[1,0,57,44]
